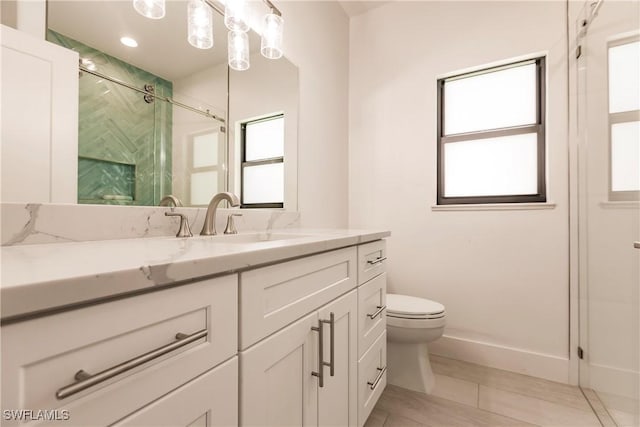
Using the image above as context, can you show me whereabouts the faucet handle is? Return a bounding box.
[165,212,193,238]
[224,213,243,235]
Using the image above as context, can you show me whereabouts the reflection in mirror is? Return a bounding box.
[47,0,228,206]
[229,29,298,210]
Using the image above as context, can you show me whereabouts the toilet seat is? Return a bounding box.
[386,294,445,318]
[386,294,446,329]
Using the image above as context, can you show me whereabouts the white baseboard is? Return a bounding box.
[589,363,639,400]
[428,335,570,383]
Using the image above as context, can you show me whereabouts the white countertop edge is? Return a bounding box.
[1,229,390,321]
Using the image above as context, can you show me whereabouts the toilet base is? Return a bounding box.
[387,341,435,394]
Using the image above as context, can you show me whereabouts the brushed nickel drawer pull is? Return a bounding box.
[311,320,324,387]
[367,305,386,319]
[312,313,335,387]
[326,313,335,377]
[55,329,208,400]
[367,366,387,390]
[367,257,387,265]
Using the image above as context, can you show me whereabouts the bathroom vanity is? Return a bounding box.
[1,230,388,426]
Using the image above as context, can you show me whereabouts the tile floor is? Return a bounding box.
[365,355,618,427]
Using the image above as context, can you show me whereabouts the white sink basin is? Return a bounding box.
[204,233,313,244]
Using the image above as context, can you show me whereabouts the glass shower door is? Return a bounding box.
[576,1,640,426]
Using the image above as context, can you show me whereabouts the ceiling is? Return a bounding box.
[47,0,256,81]
[47,0,387,81]
[338,1,390,18]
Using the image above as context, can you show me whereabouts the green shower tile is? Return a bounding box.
[47,30,173,206]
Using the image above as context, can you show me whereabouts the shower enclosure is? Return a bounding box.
[572,1,640,425]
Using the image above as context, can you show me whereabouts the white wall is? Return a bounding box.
[270,1,350,228]
[349,1,571,382]
[228,52,299,210]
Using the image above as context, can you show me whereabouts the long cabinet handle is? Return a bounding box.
[367,305,386,319]
[367,366,387,391]
[311,312,336,386]
[324,313,335,376]
[56,329,208,400]
[311,320,324,387]
[367,256,387,265]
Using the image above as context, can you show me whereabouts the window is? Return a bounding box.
[608,37,640,201]
[241,114,284,208]
[437,57,546,205]
[188,130,224,206]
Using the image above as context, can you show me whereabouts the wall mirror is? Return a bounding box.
[45,0,298,209]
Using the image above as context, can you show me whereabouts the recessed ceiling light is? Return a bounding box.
[120,37,138,48]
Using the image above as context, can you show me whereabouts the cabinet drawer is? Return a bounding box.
[1,275,237,426]
[358,273,386,358]
[358,240,386,285]
[113,357,238,427]
[240,247,357,349]
[358,331,387,427]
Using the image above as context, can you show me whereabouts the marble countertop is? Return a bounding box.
[1,229,390,321]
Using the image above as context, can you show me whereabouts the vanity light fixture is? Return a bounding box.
[120,36,139,48]
[260,10,283,59]
[228,30,250,71]
[224,0,249,32]
[133,0,284,71]
[133,0,165,19]
[188,0,214,49]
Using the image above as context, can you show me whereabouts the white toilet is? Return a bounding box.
[386,293,446,393]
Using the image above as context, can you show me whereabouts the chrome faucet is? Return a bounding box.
[159,195,183,208]
[201,192,240,235]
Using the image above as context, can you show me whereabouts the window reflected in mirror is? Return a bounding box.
[241,115,284,208]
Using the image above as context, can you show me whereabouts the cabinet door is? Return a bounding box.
[241,312,319,427]
[318,290,358,427]
[113,357,238,427]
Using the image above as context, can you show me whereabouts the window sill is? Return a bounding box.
[431,202,557,212]
[599,201,640,209]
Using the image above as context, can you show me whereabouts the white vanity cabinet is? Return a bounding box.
[112,357,238,427]
[1,236,388,427]
[1,275,238,426]
[356,240,388,427]
[239,248,360,426]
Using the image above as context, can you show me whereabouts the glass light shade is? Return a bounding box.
[228,30,250,71]
[187,0,214,49]
[224,0,249,32]
[261,13,283,59]
[133,0,165,19]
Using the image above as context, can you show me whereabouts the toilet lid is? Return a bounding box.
[386,294,445,317]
